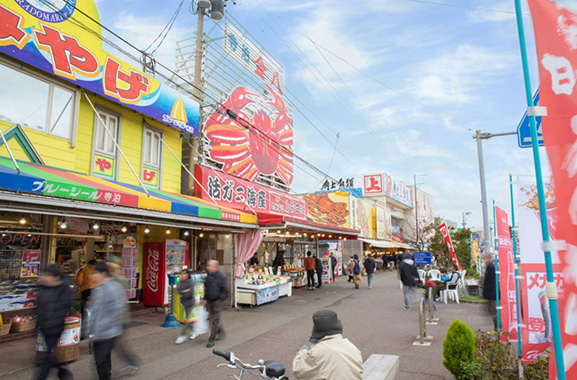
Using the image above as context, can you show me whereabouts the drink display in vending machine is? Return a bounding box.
[142,239,189,306]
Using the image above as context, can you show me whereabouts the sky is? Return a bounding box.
[93,0,549,231]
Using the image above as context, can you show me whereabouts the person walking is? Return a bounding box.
[482,254,498,330]
[203,260,229,348]
[36,265,75,380]
[293,309,363,380]
[88,262,127,380]
[382,254,389,271]
[330,253,337,278]
[348,255,362,289]
[399,253,419,310]
[76,260,96,320]
[314,254,323,288]
[304,251,316,290]
[346,257,354,283]
[363,256,376,289]
[175,269,196,344]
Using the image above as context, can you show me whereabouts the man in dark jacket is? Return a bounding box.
[314,254,323,288]
[363,256,376,289]
[483,254,498,330]
[272,251,285,274]
[36,265,75,380]
[203,260,229,348]
[399,253,419,310]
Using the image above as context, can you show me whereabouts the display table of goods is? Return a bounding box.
[0,279,38,313]
[236,274,292,307]
[282,264,307,288]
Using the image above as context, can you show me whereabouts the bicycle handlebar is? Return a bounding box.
[212,349,232,362]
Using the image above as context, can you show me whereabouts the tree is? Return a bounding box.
[443,319,476,380]
[423,219,472,269]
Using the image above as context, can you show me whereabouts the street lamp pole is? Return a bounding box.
[414,173,427,249]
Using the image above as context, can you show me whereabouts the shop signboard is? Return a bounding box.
[256,285,279,305]
[414,251,431,265]
[302,192,350,228]
[363,174,383,195]
[194,165,307,219]
[363,172,413,208]
[21,250,41,277]
[351,198,374,238]
[471,233,481,267]
[317,187,363,198]
[320,177,354,192]
[374,206,387,239]
[0,2,199,135]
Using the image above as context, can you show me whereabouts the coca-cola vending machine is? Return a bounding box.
[142,239,189,306]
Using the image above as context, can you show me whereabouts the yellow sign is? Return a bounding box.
[142,167,159,187]
[93,154,115,178]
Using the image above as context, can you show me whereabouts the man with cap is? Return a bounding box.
[293,310,363,380]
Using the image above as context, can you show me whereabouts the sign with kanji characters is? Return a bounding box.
[527,2,577,376]
[320,178,354,192]
[0,2,199,135]
[93,154,115,178]
[142,167,159,188]
[495,206,518,342]
[437,223,461,270]
[223,23,284,92]
[194,165,306,219]
[363,174,383,195]
[363,173,413,207]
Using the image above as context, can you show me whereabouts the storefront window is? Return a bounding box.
[0,62,75,139]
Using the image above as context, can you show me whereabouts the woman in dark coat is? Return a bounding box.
[175,270,196,344]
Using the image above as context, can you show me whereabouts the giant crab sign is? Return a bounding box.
[204,83,294,186]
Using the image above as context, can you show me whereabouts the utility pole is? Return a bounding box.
[473,130,515,254]
[462,211,471,228]
[414,173,427,249]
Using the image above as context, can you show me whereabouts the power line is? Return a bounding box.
[401,0,529,15]
[145,0,185,54]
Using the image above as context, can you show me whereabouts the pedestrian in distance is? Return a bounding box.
[348,255,362,289]
[329,252,337,278]
[36,265,75,380]
[399,252,419,310]
[203,260,229,348]
[105,257,139,376]
[88,261,127,380]
[363,256,376,289]
[76,259,96,321]
[272,251,285,274]
[346,257,354,283]
[382,254,389,271]
[482,254,499,330]
[314,254,323,288]
[292,309,363,380]
[175,269,197,344]
[304,251,316,290]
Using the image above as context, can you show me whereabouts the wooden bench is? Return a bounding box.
[363,354,400,380]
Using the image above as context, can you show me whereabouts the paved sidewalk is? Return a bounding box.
[0,270,491,380]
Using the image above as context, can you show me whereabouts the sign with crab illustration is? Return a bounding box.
[302,192,350,228]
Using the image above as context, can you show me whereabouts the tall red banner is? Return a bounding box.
[437,223,462,270]
[495,206,518,342]
[527,1,577,377]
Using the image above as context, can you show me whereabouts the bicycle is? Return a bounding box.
[213,349,289,379]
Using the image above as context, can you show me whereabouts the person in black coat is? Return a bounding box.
[272,251,285,274]
[483,254,498,330]
[36,265,75,380]
[175,269,196,344]
[399,253,419,310]
[203,260,229,348]
[314,254,323,288]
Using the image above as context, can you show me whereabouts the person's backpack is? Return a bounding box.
[353,260,361,275]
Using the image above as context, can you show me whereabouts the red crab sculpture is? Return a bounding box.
[204,84,294,185]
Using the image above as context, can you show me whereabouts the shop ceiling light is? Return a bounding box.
[328,235,332,238]
[165,228,171,235]
[226,234,230,238]
[144,226,150,234]
[184,231,190,237]
[19,216,27,225]
[304,233,308,237]
[92,222,99,230]
[199,233,204,238]
[277,230,281,234]
[60,221,67,229]
[121,226,128,233]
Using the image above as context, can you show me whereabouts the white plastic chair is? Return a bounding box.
[458,269,467,295]
[417,269,426,284]
[428,269,441,282]
[444,286,460,303]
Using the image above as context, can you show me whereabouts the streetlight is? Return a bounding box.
[462,211,472,228]
[414,173,428,249]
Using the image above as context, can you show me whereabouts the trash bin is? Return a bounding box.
[36,311,82,363]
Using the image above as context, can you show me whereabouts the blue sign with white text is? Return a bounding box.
[517,90,543,148]
[414,251,432,266]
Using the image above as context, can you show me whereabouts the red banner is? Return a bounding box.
[437,223,461,270]
[194,165,307,219]
[495,206,518,342]
[527,0,577,377]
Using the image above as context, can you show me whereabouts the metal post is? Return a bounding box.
[493,200,501,332]
[512,1,565,377]
[414,174,419,248]
[0,127,21,174]
[509,175,524,379]
[475,131,493,255]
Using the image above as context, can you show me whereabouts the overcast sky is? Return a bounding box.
[95,0,549,230]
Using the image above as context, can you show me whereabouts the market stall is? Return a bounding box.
[235,271,292,307]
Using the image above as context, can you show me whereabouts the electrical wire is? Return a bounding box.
[145,0,185,54]
[401,0,529,15]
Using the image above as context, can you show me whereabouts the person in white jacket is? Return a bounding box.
[293,310,363,380]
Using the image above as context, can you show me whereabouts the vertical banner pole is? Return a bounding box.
[493,200,501,332]
[512,1,566,377]
[510,175,524,378]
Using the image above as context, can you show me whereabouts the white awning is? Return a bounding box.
[359,238,417,250]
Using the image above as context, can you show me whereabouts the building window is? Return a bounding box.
[141,125,162,188]
[0,62,75,139]
[92,110,120,180]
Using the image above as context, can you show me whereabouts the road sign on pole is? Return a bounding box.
[516,90,543,148]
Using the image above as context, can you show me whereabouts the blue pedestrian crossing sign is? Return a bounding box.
[517,90,544,148]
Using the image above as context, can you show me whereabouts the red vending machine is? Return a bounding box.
[142,239,189,306]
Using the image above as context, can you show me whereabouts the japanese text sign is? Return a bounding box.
[194,165,307,219]
[437,223,461,270]
[0,2,199,135]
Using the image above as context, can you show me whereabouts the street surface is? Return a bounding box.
[0,271,491,380]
